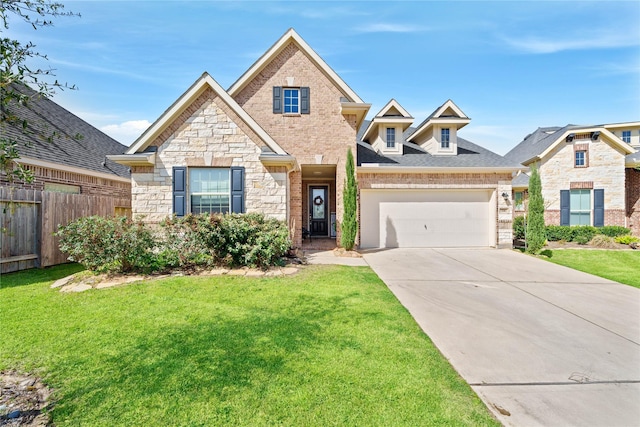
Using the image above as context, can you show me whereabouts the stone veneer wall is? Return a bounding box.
[1,165,130,198]
[358,172,514,248]
[539,138,626,226]
[627,168,640,236]
[130,88,287,223]
[233,41,359,246]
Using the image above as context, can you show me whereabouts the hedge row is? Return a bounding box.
[513,216,631,244]
[57,213,291,273]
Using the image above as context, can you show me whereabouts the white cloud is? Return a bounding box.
[101,120,151,146]
[501,32,640,54]
[355,23,425,34]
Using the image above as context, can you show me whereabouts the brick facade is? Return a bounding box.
[233,42,359,245]
[627,168,640,236]
[1,164,130,198]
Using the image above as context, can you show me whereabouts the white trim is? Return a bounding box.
[18,156,131,183]
[228,28,364,103]
[127,73,287,156]
[604,121,640,129]
[106,152,155,166]
[406,100,471,143]
[340,101,371,130]
[374,99,413,119]
[358,165,523,174]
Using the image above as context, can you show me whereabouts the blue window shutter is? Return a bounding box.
[300,87,310,114]
[560,190,570,226]
[594,189,604,227]
[173,166,187,217]
[273,86,282,114]
[230,167,245,213]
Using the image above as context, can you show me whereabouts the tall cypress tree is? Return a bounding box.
[526,163,545,253]
[340,148,358,250]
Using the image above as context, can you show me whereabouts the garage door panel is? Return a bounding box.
[361,190,495,248]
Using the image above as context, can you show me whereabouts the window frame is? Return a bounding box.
[188,167,231,215]
[622,130,631,144]
[441,128,450,149]
[575,150,586,167]
[514,191,524,210]
[386,127,396,148]
[283,88,300,114]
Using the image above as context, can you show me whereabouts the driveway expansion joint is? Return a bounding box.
[471,380,640,387]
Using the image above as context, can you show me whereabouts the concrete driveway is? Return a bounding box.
[363,248,640,427]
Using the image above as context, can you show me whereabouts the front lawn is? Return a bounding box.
[0,264,497,426]
[543,249,640,288]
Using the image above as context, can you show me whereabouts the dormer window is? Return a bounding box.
[386,128,396,148]
[441,128,450,149]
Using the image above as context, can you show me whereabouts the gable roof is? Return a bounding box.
[228,28,364,104]
[357,120,521,171]
[406,99,470,143]
[4,83,130,180]
[125,72,286,156]
[505,124,635,166]
[361,99,414,143]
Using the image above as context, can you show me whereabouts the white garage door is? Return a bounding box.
[360,190,495,248]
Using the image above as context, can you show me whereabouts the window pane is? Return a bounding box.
[386,128,395,148]
[441,128,450,148]
[570,212,590,226]
[515,192,524,210]
[189,168,230,214]
[191,195,230,214]
[284,88,299,113]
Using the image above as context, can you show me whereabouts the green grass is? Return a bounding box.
[0,264,497,426]
[544,249,640,288]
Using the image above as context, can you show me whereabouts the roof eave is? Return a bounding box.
[107,152,156,167]
[341,102,371,131]
[357,164,523,174]
[259,154,297,170]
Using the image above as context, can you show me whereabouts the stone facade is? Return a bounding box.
[131,89,287,223]
[539,137,627,226]
[233,42,359,246]
[358,172,514,248]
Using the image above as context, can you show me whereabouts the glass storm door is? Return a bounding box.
[309,186,328,236]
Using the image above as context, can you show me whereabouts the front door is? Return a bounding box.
[309,186,328,236]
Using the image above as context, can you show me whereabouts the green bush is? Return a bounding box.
[546,225,572,242]
[615,235,639,245]
[572,226,597,245]
[57,216,156,273]
[513,216,526,240]
[158,214,222,269]
[525,163,545,254]
[218,213,290,269]
[598,226,631,238]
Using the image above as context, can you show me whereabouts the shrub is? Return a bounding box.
[513,216,525,240]
[525,163,545,253]
[546,225,572,242]
[572,226,597,245]
[598,226,631,238]
[341,147,358,250]
[217,213,290,269]
[57,216,156,273]
[615,235,639,245]
[589,235,618,249]
[158,214,222,269]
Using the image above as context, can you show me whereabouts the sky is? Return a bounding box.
[5,0,640,155]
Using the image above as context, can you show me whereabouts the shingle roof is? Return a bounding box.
[356,120,520,169]
[3,83,130,178]
[512,172,530,187]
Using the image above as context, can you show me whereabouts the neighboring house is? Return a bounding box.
[110,28,521,249]
[505,122,640,235]
[1,83,131,197]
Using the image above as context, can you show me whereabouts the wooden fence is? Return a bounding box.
[0,186,131,273]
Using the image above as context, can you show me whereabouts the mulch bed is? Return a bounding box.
[0,372,51,426]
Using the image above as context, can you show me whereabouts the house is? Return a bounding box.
[1,83,131,198]
[504,122,640,235]
[1,83,132,272]
[109,28,522,249]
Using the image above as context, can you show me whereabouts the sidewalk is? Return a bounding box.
[304,250,368,266]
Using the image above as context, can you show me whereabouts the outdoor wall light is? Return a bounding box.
[501,192,509,200]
